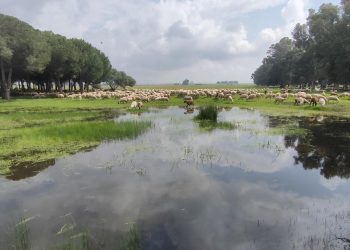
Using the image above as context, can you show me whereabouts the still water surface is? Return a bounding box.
[1,107,350,249]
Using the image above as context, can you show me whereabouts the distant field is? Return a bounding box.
[135,84,256,90]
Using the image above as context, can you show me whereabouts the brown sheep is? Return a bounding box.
[184,99,194,108]
[310,97,317,106]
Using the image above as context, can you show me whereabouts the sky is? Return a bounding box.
[0,0,340,84]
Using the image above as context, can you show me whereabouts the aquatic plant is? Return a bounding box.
[14,217,31,250]
[195,106,218,122]
[197,120,240,131]
[0,120,152,176]
[120,225,143,250]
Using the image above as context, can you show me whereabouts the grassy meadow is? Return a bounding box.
[1,85,350,176]
[0,99,152,176]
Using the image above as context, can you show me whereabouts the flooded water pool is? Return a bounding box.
[1,107,350,249]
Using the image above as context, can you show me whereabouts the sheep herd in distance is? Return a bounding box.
[12,87,348,106]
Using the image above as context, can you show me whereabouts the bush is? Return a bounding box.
[195,106,218,122]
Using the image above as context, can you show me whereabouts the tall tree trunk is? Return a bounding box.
[79,79,84,94]
[21,81,25,91]
[335,83,339,91]
[0,59,7,99]
[311,81,315,91]
[0,59,12,100]
[58,79,63,93]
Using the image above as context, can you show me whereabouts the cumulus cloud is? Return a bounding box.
[260,0,309,44]
[0,0,316,83]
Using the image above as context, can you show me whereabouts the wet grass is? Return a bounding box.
[267,124,307,136]
[0,120,152,176]
[0,110,114,130]
[14,217,31,250]
[120,225,143,250]
[49,233,91,250]
[195,106,218,122]
[7,217,142,250]
[194,106,239,131]
[197,120,240,131]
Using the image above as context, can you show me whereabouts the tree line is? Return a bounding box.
[252,0,350,89]
[0,13,136,100]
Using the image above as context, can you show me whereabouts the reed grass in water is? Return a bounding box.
[0,120,152,175]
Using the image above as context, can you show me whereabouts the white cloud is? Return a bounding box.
[260,27,284,43]
[282,0,309,26]
[0,0,315,83]
[319,176,347,191]
[260,0,309,44]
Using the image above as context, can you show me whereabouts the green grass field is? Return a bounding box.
[0,98,152,176]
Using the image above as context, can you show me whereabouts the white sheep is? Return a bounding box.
[118,97,128,103]
[130,101,138,109]
[275,96,285,104]
[319,98,326,106]
[137,101,143,109]
[328,96,340,102]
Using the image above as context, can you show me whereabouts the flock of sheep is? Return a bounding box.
[21,88,350,108]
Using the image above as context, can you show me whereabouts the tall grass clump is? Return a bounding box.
[120,225,143,250]
[194,106,239,131]
[14,218,31,250]
[35,120,152,142]
[49,232,91,250]
[195,106,218,122]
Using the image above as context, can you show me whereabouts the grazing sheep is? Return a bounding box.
[130,101,138,109]
[275,96,285,104]
[328,96,340,102]
[281,93,288,99]
[294,97,305,105]
[339,92,350,98]
[155,97,169,101]
[294,96,310,105]
[227,95,233,102]
[239,94,248,99]
[118,97,128,104]
[216,93,225,99]
[137,101,143,109]
[184,99,194,108]
[319,98,326,106]
[305,94,312,100]
[310,97,317,106]
[184,96,193,101]
[247,94,256,100]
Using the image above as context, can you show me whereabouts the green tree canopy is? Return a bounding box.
[0,13,135,99]
[252,1,350,89]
